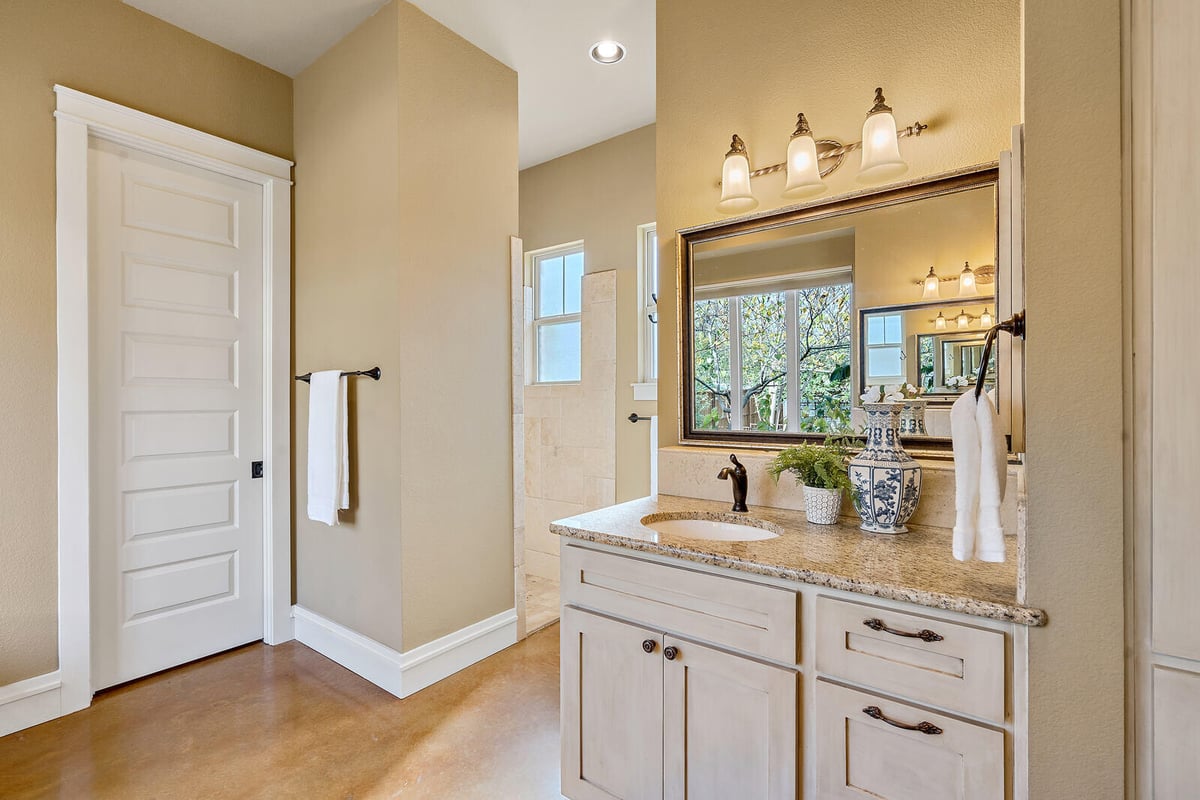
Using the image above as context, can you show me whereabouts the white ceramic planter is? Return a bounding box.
[803,486,843,525]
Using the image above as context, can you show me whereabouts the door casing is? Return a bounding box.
[53,85,293,714]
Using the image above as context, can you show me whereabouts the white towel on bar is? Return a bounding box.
[307,370,349,526]
[951,389,1008,562]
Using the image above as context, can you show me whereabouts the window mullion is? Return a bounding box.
[729,295,743,431]
[785,291,800,433]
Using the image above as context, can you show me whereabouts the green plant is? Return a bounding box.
[767,435,855,492]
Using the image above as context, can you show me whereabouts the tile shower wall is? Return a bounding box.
[524,271,617,580]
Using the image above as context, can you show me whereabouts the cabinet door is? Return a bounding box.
[814,680,1003,800]
[562,607,665,800]
[662,636,798,800]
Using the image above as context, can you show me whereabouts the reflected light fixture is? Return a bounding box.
[958,261,978,297]
[921,266,941,300]
[935,311,947,330]
[858,87,909,184]
[956,309,970,329]
[714,86,928,214]
[717,134,759,214]
[782,113,828,200]
[980,307,994,328]
[589,40,626,64]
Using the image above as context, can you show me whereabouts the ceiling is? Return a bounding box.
[124,0,656,169]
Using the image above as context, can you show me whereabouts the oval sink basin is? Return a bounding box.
[641,514,781,542]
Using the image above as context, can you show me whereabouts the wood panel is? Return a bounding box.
[663,637,797,799]
[1152,666,1200,797]
[561,607,664,800]
[562,544,799,664]
[814,680,1004,800]
[815,596,1006,722]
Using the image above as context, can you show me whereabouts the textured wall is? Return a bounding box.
[0,0,292,687]
[519,125,657,502]
[294,1,518,653]
[1023,0,1125,795]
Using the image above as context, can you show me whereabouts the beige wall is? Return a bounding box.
[1023,0,1125,795]
[656,0,1020,449]
[519,125,657,502]
[294,1,518,652]
[0,0,292,687]
[293,2,405,649]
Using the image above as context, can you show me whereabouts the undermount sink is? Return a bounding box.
[640,514,781,542]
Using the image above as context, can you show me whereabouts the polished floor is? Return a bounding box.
[0,625,562,799]
[524,575,560,634]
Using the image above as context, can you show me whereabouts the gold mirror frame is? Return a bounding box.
[676,164,1004,457]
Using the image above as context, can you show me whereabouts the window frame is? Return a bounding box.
[527,241,585,385]
[864,312,907,386]
[637,223,659,385]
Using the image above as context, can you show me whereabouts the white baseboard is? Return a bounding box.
[0,671,64,737]
[292,605,518,698]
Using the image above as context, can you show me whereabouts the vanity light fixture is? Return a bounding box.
[935,311,948,330]
[714,86,928,214]
[782,113,828,200]
[956,309,970,329]
[857,88,908,183]
[921,266,941,300]
[957,261,978,297]
[589,40,626,64]
[979,307,994,328]
[717,134,759,214]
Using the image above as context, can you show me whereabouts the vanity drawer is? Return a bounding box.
[561,544,799,665]
[814,680,1004,800]
[815,596,1006,722]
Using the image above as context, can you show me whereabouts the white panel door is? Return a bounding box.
[89,137,264,689]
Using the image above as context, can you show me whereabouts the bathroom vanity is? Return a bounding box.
[553,495,1043,800]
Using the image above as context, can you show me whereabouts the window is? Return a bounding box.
[693,271,852,433]
[865,313,905,384]
[531,243,584,383]
[638,223,658,383]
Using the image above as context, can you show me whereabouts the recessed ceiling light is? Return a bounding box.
[589,40,626,65]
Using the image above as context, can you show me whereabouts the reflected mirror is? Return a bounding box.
[680,166,1020,452]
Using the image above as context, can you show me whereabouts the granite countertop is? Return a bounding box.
[550,494,1046,627]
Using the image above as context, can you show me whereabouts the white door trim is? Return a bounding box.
[53,85,293,718]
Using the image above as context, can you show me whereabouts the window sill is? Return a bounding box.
[631,382,658,402]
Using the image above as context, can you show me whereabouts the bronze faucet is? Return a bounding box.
[717,454,748,512]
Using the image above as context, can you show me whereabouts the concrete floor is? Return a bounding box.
[0,625,562,799]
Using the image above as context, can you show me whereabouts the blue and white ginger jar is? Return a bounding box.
[849,402,922,534]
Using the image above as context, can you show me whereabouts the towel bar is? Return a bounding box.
[973,312,1024,400]
[295,367,381,383]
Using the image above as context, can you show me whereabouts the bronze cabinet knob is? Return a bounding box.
[663,646,679,661]
[642,639,657,654]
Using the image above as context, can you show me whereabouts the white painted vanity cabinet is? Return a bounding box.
[560,541,1025,800]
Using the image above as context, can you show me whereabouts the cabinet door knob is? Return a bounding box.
[862,706,943,735]
[663,645,679,661]
[642,639,657,654]
[863,617,944,643]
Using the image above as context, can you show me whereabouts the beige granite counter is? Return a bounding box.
[551,494,1046,626]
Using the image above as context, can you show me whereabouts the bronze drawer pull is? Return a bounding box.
[863,617,944,643]
[862,706,943,735]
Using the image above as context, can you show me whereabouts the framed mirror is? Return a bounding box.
[678,165,1020,453]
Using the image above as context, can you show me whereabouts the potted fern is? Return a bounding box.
[768,436,855,525]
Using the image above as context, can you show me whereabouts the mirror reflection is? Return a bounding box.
[683,169,1009,448]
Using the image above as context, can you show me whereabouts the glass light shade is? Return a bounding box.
[958,262,978,297]
[858,110,907,184]
[921,266,941,300]
[935,312,947,330]
[782,133,826,200]
[980,308,994,328]
[956,310,970,329]
[717,148,758,214]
